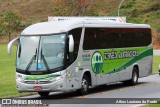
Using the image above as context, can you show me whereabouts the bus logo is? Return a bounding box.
[91,52,103,73]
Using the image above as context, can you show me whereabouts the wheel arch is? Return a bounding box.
[81,70,92,86]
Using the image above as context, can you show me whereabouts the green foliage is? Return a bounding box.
[1,11,22,41]
[4,11,21,29]
[147,1,160,12]
[52,0,81,16]
[109,0,160,29]
[0,20,3,35]
[52,0,105,16]
[121,3,133,9]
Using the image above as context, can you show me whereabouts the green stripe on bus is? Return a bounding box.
[25,74,61,80]
[106,48,153,74]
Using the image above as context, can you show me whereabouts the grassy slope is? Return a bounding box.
[0,0,121,21]
[0,0,54,22]
[109,0,160,29]
[0,44,34,98]
[0,0,160,29]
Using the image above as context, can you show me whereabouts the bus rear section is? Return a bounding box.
[82,27,152,86]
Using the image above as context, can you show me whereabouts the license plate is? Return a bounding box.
[33,86,42,90]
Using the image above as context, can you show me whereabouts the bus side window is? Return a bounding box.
[83,28,98,50]
[68,28,82,63]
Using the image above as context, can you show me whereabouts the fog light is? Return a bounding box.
[60,85,63,88]
[56,84,63,89]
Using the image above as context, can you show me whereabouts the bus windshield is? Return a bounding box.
[16,33,66,74]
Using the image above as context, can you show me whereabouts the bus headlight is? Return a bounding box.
[50,74,66,82]
[55,74,66,81]
[16,74,24,82]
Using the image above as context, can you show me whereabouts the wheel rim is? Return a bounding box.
[82,79,88,92]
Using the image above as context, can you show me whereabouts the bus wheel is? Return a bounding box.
[38,92,50,97]
[123,67,138,86]
[78,75,89,95]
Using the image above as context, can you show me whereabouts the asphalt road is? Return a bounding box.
[18,74,160,107]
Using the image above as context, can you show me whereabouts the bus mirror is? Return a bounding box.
[8,37,20,55]
[69,34,74,52]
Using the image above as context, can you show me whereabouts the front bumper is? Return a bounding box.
[16,78,67,92]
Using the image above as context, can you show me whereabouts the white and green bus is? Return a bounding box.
[8,17,152,97]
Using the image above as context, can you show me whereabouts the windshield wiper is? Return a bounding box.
[25,49,37,71]
[40,49,50,71]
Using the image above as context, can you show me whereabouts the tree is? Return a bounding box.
[3,11,21,42]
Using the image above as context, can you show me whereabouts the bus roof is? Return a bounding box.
[21,20,151,35]
[48,16,127,23]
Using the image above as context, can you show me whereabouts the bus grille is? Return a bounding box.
[24,80,51,84]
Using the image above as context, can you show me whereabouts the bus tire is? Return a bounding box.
[38,92,50,97]
[77,75,89,95]
[123,67,138,86]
